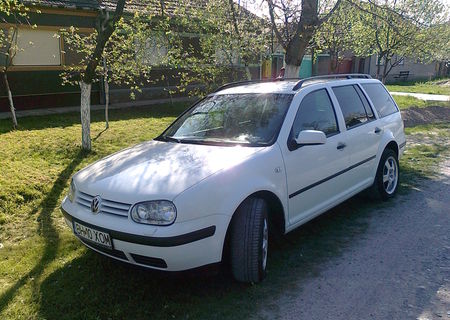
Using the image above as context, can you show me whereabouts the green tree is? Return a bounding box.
[314,1,355,73]
[265,0,343,78]
[169,0,268,95]
[350,0,447,83]
[60,1,166,150]
[0,0,36,128]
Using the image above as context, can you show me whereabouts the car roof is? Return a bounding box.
[214,76,381,95]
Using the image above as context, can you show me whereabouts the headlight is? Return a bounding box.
[68,179,76,202]
[131,200,177,226]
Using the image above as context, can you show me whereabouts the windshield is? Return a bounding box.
[159,93,293,146]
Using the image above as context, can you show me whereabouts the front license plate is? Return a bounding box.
[73,221,112,249]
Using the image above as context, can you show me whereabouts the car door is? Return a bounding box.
[330,84,382,188]
[283,88,351,227]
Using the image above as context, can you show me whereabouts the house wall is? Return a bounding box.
[0,8,100,112]
[367,56,437,83]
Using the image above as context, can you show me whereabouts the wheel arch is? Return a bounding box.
[222,190,286,261]
[384,140,399,158]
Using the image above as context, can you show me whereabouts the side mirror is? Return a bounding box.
[295,130,326,146]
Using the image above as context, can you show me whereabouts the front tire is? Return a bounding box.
[373,148,399,200]
[230,197,269,283]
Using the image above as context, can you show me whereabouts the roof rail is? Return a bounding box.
[292,74,372,91]
[214,77,301,93]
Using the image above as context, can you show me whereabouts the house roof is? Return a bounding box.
[24,0,100,10]
[27,0,257,18]
[25,0,207,14]
[101,0,208,15]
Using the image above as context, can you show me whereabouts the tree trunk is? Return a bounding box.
[285,64,301,78]
[77,0,125,149]
[3,73,18,129]
[80,82,92,151]
[376,60,382,81]
[245,66,252,80]
[103,57,109,129]
[382,60,389,84]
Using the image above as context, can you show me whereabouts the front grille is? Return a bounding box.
[76,191,131,218]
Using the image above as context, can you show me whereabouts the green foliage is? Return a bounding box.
[350,0,448,81]
[314,1,355,72]
[0,0,34,70]
[60,11,158,98]
[168,0,269,95]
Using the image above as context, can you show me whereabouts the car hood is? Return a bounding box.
[74,140,264,203]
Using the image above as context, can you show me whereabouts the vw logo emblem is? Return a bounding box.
[91,196,102,214]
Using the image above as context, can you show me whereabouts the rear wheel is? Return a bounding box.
[230,197,268,283]
[373,148,399,200]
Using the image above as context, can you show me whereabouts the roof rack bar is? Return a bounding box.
[214,77,302,93]
[292,74,372,91]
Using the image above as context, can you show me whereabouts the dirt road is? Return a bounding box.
[256,160,450,320]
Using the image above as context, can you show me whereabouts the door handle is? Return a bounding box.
[337,142,346,150]
[374,127,382,134]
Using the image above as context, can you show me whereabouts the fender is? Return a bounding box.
[371,129,398,179]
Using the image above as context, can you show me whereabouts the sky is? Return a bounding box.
[237,0,450,18]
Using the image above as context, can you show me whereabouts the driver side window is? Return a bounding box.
[291,89,339,139]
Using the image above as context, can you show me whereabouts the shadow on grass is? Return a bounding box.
[0,149,88,312]
[0,102,190,134]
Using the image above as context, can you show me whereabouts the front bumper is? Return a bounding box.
[61,198,230,271]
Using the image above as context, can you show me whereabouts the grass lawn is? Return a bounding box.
[386,78,450,95]
[392,95,449,110]
[0,101,449,319]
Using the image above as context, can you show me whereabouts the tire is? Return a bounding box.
[230,197,269,283]
[372,148,400,200]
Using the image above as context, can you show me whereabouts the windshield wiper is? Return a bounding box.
[157,136,181,143]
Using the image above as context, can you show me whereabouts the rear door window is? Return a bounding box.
[361,83,398,117]
[332,85,369,129]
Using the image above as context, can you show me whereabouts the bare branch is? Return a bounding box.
[266,0,287,50]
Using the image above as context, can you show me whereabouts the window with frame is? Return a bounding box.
[332,85,370,129]
[361,83,398,118]
[12,28,61,66]
[291,89,339,139]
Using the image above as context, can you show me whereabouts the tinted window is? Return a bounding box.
[161,93,293,146]
[362,83,398,117]
[355,85,375,120]
[291,89,338,138]
[333,85,369,129]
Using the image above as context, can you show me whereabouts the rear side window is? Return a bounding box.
[362,83,398,117]
[291,89,338,138]
[354,85,375,120]
[332,85,369,129]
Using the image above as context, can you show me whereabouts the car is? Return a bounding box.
[60,74,406,283]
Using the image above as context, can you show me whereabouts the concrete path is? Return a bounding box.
[0,97,195,120]
[390,92,450,102]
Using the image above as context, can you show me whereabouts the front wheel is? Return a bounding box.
[230,198,269,283]
[373,148,400,200]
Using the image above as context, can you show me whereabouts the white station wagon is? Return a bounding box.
[61,74,406,282]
